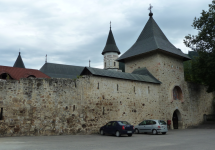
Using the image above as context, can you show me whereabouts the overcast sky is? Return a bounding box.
[0,0,213,69]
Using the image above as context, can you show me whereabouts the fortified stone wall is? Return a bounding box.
[0,77,159,136]
[0,78,88,136]
[0,75,214,137]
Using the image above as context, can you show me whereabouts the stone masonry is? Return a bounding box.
[0,73,214,136]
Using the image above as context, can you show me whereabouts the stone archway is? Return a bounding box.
[172,109,183,129]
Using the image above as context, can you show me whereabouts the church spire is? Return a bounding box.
[13,52,25,68]
[102,22,121,55]
[102,22,121,70]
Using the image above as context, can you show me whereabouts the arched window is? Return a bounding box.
[27,75,36,79]
[0,73,13,80]
[173,86,183,100]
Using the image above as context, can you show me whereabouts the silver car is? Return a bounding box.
[134,119,168,135]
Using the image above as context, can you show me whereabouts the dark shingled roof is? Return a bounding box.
[117,15,190,62]
[132,67,160,83]
[80,67,161,84]
[40,63,84,79]
[13,52,25,68]
[102,28,120,55]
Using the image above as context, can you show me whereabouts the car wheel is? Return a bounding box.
[152,129,157,135]
[127,134,132,137]
[135,128,139,134]
[162,132,166,135]
[100,130,105,135]
[115,131,121,137]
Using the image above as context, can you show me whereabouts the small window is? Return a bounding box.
[173,86,183,100]
[117,84,118,91]
[0,108,3,120]
[114,62,116,66]
[105,62,106,68]
[148,86,150,94]
[134,86,135,93]
[103,107,105,115]
[73,105,75,111]
[97,83,99,89]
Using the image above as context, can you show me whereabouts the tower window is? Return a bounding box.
[98,83,99,89]
[114,62,116,66]
[105,62,106,68]
[117,84,118,91]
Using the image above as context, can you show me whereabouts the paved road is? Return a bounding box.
[0,129,215,150]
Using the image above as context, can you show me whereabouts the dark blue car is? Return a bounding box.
[100,121,134,137]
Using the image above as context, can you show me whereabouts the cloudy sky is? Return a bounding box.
[0,0,213,69]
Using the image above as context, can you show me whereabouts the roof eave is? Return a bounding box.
[102,51,121,55]
[117,49,191,62]
[90,74,161,84]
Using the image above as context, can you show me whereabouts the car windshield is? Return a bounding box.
[159,120,167,125]
[118,121,131,125]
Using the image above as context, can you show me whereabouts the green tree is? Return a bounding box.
[184,0,215,92]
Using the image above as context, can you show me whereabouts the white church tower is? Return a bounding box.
[102,23,121,71]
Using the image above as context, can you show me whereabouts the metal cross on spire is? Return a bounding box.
[148,4,153,13]
[148,4,153,17]
[110,21,111,29]
[89,60,91,67]
[45,54,47,63]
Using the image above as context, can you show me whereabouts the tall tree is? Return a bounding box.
[184,0,215,93]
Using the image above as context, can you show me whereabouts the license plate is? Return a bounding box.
[127,131,132,133]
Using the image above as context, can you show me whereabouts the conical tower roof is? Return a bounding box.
[117,13,190,61]
[13,52,25,68]
[102,26,120,55]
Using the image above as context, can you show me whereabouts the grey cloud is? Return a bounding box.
[0,0,213,70]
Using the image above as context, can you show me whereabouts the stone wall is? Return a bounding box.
[124,51,215,128]
[0,74,214,137]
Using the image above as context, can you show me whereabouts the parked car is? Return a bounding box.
[100,121,134,137]
[134,119,168,135]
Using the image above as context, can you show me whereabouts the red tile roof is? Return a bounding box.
[0,65,50,80]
